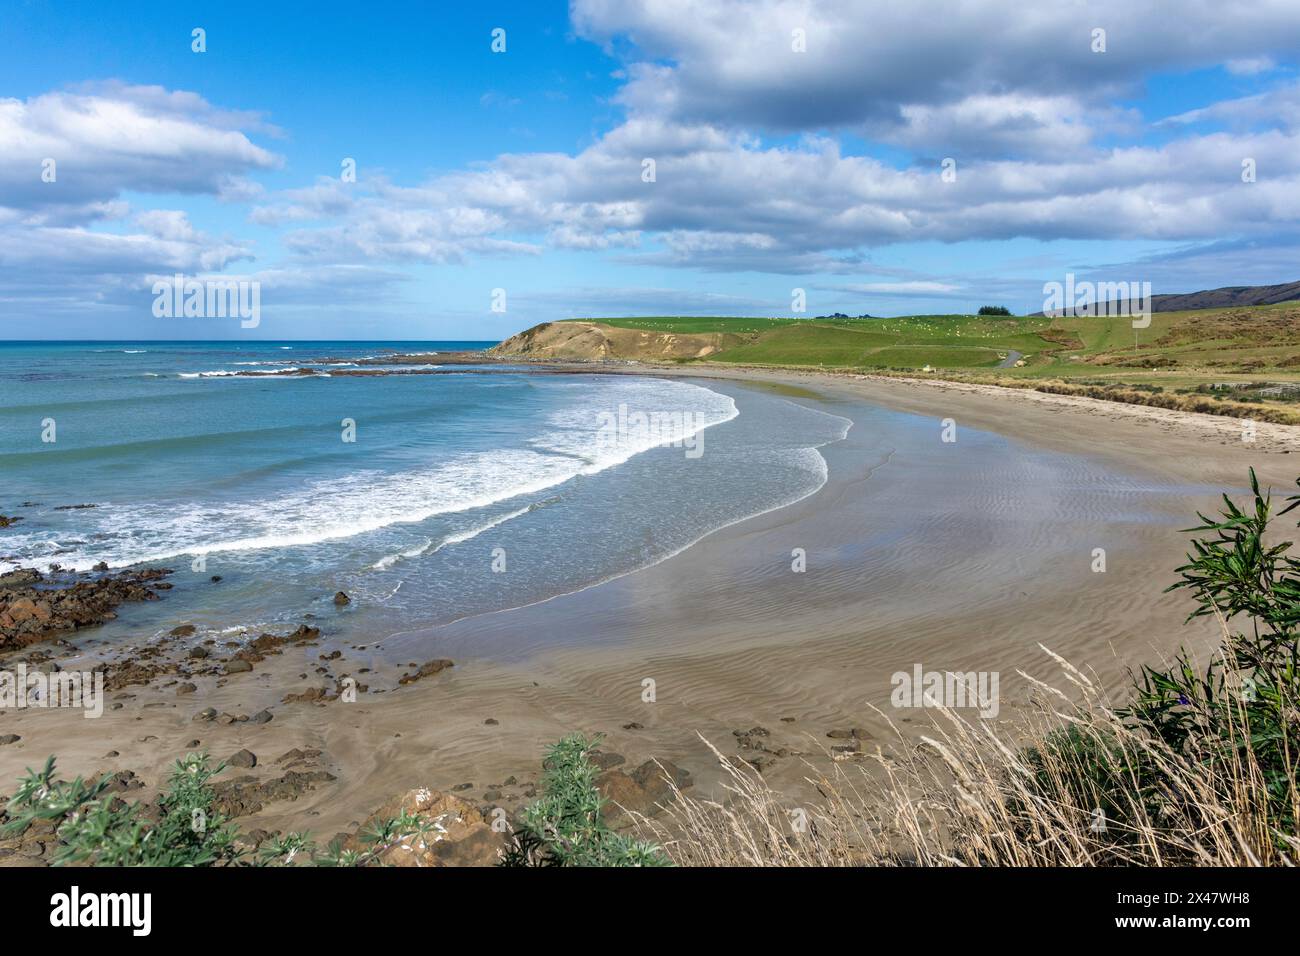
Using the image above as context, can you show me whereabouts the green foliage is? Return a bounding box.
[3,752,240,866]
[1011,469,1300,859]
[501,733,670,866]
[977,305,1012,316]
[2,752,439,867]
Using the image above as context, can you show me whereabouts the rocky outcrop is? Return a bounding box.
[0,567,173,651]
[344,787,506,866]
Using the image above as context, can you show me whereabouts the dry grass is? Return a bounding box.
[636,636,1299,867]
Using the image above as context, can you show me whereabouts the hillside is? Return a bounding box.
[1147,279,1300,311]
[490,320,752,361]
[491,303,1300,422]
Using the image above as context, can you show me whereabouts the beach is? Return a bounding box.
[2,362,1298,856]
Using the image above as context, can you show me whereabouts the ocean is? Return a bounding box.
[0,341,849,649]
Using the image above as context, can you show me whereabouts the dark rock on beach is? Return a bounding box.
[397,659,454,685]
[227,749,257,769]
[0,566,174,651]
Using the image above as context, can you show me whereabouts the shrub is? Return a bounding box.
[2,751,439,867]
[3,752,240,866]
[501,733,669,866]
[977,305,1012,316]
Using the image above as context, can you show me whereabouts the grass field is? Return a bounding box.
[561,303,1300,419]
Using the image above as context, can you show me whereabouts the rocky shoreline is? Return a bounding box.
[0,570,705,866]
[0,566,175,652]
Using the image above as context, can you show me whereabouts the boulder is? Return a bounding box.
[347,788,505,867]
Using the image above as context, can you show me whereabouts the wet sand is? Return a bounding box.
[2,366,1298,849]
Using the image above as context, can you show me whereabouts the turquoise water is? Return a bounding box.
[0,342,848,648]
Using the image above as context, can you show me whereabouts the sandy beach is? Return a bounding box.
[3,366,1298,856]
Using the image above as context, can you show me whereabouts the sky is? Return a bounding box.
[1,0,1299,340]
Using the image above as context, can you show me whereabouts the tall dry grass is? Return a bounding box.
[636,633,1298,867]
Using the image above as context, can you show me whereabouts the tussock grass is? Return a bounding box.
[640,640,1297,867]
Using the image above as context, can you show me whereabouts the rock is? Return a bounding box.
[588,750,626,770]
[250,709,274,724]
[169,624,197,637]
[827,727,872,740]
[630,759,692,799]
[0,734,20,745]
[484,718,499,725]
[222,659,253,674]
[175,682,197,696]
[595,770,657,825]
[0,566,174,652]
[622,722,644,730]
[227,749,257,769]
[345,788,505,867]
[213,769,335,817]
[275,748,323,769]
[0,569,41,591]
[333,591,351,606]
[397,659,454,685]
[281,684,337,704]
[733,727,773,752]
[193,707,217,722]
[0,515,23,528]
[188,646,209,659]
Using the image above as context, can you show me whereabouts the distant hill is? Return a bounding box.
[1031,279,1300,316]
[1146,280,1300,312]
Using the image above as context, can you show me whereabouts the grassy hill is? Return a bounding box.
[492,303,1300,422]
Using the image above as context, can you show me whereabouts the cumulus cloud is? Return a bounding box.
[0,84,282,316]
[0,83,280,221]
[572,0,1300,144]
[6,2,1300,327]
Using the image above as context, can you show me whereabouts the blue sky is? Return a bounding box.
[1,0,1299,339]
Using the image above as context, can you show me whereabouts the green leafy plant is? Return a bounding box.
[501,733,669,866]
[2,751,439,867]
[1004,468,1300,860]
[3,752,240,866]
